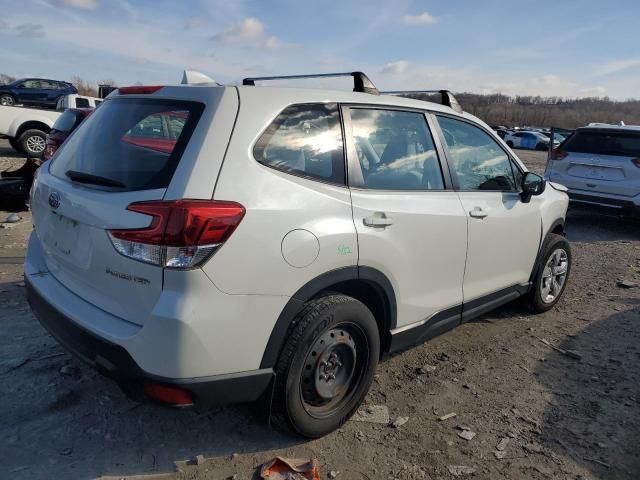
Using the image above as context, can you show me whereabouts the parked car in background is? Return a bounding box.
[0,94,97,156]
[504,130,559,150]
[0,79,77,109]
[546,123,640,218]
[42,108,93,161]
[25,72,570,439]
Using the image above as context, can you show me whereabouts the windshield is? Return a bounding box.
[49,97,204,191]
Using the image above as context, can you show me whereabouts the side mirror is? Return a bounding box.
[521,172,546,203]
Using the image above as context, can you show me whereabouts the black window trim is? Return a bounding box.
[341,103,453,192]
[251,102,348,187]
[433,112,524,194]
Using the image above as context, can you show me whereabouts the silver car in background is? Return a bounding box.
[545,123,640,217]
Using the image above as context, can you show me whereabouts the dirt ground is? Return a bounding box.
[1,140,639,480]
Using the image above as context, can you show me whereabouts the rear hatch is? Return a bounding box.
[31,94,206,326]
[550,128,640,196]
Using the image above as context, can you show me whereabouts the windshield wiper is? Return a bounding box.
[65,170,126,188]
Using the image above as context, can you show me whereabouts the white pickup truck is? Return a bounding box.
[0,94,101,157]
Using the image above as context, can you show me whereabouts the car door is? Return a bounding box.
[14,80,37,104]
[343,106,468,336]
[434,114,541,314]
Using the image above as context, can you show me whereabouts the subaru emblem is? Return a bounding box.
[48,192,61,209]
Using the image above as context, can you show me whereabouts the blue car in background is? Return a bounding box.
[0,78,78,109]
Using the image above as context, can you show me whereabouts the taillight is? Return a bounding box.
[632,158,640,168]
[118,85,163,95]
[550,148,568,160]
[108,200,245,269]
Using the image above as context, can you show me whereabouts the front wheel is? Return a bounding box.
[273,295,380,438]
[526,234,571,312]
[0,94,15,106]
[506,140,514,148]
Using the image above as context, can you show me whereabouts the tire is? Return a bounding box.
[526,234,571,313]
[8,138,21,152]
[506,141,514,148]
[18,129,47,157]
[536,142,548,151]
[0,94,15,106]
[273,294,380,438]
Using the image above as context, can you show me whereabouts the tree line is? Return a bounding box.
[412,92,640,129]
[2,73,639,128]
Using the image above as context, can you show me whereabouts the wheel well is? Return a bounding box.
[315,280,393,355]
[16,121,50,138]
[551,223,565,236]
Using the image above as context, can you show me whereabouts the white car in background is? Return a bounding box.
[545,123,640,218]
[505,130,559,151]
[25,71,571,438]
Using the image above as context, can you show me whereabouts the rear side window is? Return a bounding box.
[563,130,640,157]
[50,98,204,191]
[438,115,517,191]
[50,110,82,133]
[349,108,444,190]
[253,103,345,184]
[75,97,90,108]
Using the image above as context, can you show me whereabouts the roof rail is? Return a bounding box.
[242,71,379,95]
[381,89,463,113]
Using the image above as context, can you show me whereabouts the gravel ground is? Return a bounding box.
[1,140,639,480]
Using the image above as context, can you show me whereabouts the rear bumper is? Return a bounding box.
[25,275,274,408]
[567,191,640,212]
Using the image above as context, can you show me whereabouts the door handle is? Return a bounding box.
[363,212,393,228]
[469,207,488,218]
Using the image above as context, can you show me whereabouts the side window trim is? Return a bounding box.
[434,113,521,193]
[342,104,453,191]
[252,103,347,187]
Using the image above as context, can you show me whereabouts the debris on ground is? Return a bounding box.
[496,437,510,451]
[194,454,206,466]
[437,412,457,421]
[260,457,320,480]
[448,465,476,476]
[617,280,639,289]
[523,443,544,455]
[3,213,21,223]
[329,471,338,478]
[538,337,582,361]
[352,404,390,424]
[457,430,476,441]
[59,364,81,377]
[417,364,436,375]
[494,450,507,459]
[583,456,611,468]
[391,416,409,428]
[60,447,72,456]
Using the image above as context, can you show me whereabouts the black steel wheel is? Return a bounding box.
[273,294,379,438]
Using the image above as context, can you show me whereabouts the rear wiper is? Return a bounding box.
[65,170,126,188]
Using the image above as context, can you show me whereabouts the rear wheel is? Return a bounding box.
[506,140,514,148]
[0,94,15,106]
[527,234,571,312]
[273,294,380,438]
[18,129,47,157]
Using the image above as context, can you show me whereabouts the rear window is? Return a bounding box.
[51,110,82,134]
[50,98,204,191]
[563,130,640,157]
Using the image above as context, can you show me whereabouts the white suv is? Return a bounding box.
[25,72,571,438]
[545,123,640,217]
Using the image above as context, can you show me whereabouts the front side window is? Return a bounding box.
[349,108,444,190]
[253,104,345,184]
[437,116,517,191]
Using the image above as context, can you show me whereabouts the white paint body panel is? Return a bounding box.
[0,105,60,137]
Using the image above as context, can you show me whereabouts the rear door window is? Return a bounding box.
[563,130,640,157]
[348,108,444,190]
[49,98,204,191]
[253,103,345,184]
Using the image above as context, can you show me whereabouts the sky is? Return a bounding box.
[1,0,639,99]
